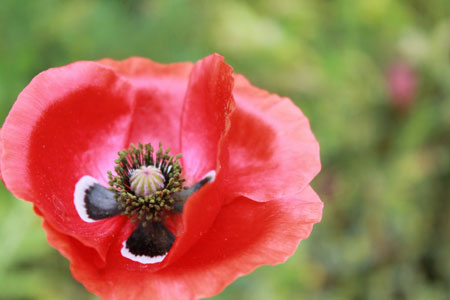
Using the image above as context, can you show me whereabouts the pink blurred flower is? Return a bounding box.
[387,62,417,110]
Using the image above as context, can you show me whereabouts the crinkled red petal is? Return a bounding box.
[169,186,323,298]
[180,53,235,182]
[2,61,134,259]
[42,186,322,299]
[164,53,235,266]
[99,57,193,152]
[219,74,321,203]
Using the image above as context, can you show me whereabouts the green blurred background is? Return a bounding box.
[1,0,449,299]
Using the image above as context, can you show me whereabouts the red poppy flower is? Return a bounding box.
[0,54,322,299]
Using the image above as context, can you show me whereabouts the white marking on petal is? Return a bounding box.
[203,170,216,183]
[120,241,167,264]
[74,175,98,223]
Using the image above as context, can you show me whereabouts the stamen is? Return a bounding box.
[108,143,185,225]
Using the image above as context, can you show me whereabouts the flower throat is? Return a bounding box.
[108,143,185,226]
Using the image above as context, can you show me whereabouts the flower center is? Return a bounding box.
[130,165,165,196]
[108,143,184,226]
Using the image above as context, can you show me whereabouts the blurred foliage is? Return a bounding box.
[1,0,449,299]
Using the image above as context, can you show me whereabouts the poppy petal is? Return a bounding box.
[158,54,236,267]
[169,186,323,298]
[41,218,109,288]
[180,54,235,182]
[220,75,321,202]
[41,186,322,299]
[1,61,134,260]
[99,57,193,153]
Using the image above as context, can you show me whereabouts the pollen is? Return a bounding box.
[108,143,184,225]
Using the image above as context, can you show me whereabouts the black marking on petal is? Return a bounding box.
[172,170,216,213]
[85,184,121,219]
[121,222,174,264]
[74,176,121,222]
